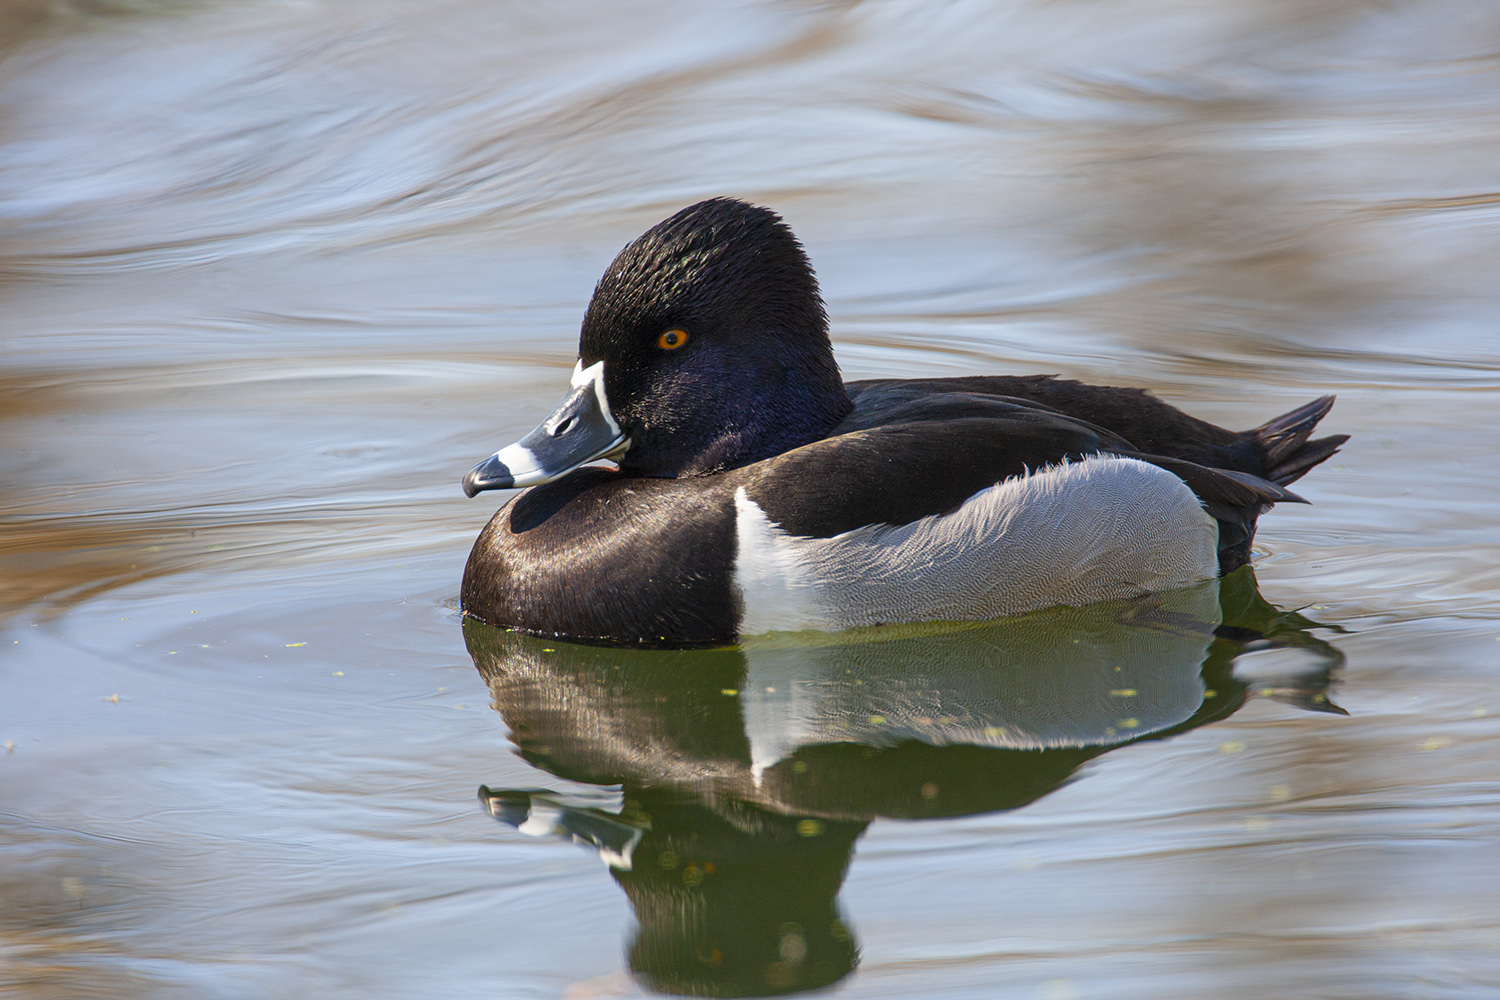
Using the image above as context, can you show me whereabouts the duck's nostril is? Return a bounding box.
[553,416,576,436]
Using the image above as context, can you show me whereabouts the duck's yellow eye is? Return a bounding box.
[657,328,689,351]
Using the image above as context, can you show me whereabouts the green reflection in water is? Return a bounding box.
[467,569,1343,997]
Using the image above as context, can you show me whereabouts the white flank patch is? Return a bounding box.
[733,487,830,635]
[731,455,1219,636]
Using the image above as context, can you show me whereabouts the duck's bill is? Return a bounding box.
[462,360,629,496]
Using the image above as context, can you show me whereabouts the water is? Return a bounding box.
[2,1,1498,997]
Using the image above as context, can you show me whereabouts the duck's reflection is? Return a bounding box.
[465,569,1343,997]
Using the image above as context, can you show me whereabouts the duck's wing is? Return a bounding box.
[1128,454,1305,512]
[739,396,1303,581]
[843,376,1242,462]
[843,377,1347,486]
[833,388,1125,440]
[734,404,1122,538]
[833,389,1305,508]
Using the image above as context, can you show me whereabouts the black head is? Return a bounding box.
[461,199,853,495]
[580,198,851,478]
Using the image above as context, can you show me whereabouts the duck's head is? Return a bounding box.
[463,198,851,496]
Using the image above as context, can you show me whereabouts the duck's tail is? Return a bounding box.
[1252,395,1349,486]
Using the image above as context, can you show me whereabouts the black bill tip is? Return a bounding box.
[463,454,515,497]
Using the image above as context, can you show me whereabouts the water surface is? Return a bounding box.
[2,1,1498,997]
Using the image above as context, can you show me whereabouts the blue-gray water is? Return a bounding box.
[2,1,1498,997]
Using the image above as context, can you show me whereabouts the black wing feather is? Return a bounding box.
[735,411,1112,538]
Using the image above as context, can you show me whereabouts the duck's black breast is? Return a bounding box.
[461,468,742,645]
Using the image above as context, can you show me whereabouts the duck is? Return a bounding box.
[460,198,1347,645]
